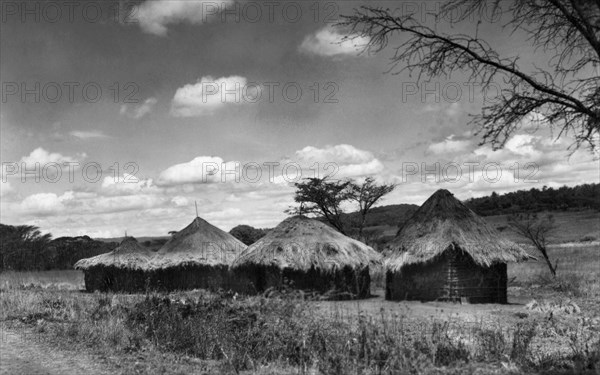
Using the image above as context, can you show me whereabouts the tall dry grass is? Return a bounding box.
[509,244,600,298]
[1,288,598,374]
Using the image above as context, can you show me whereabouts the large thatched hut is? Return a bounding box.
[231,215,381,299]
[384,189,533,303]
[74,237,153,292]
[148,217,246,291]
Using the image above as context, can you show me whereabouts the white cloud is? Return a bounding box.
[20,148,85,166]
[294,144,384,178]
[158,156,240,185]
[428,135,471,154]
[69,130,109,140]
[20,192,72,215]
[299,27,369,57]
[0,181,14,198]
[120,97,157,119]
[225,194,241,202]
[136,0,233,36]
[204,207,242,220]
[101,173,158,195]
[171,76,248,117]
[171,196,189,207]
[296,144,374,165]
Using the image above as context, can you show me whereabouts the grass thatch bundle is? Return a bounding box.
[74,237,152,271]
[232,215,381,271]
[384,189,534,303]
[231,215,381,298]
[384,189,533,271]
[74,237,153,292]
[148,217,246,270]
[148,217,247,291]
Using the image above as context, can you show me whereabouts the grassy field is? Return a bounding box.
[1,213,598,374]
[1,243,599,374]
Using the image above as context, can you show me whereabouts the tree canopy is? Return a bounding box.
[342,0,599,152]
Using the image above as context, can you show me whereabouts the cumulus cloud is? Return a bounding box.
[136,0,232,36]
[101,173,158,195]
[428,135,471,154]
[20,148,85,166]
[120,97,158,119]
[427,131,600,197]
[294,144,384,178]
[0,181,14,198]
[171,76,248,117]
[18,190,168,217]
[69,130,109,140]
[158,156,240,185]
[171,196,189,207]
[20,192,73,215]
[299,27,369,57]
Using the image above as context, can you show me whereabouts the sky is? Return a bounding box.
[1,0,598,238]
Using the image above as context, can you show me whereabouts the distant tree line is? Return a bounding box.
[229,225,269,246]
[465,184,600,216]
[0,224,117,271]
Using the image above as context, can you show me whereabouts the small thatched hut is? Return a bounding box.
[148,217,246,291]
[74,237,153,292]
[384,189,533,303]
[231,215,381,299]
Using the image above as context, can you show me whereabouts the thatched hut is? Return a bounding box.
[148,217,246,291]
[74,237,153,292]
[231,215,381,299]
[384,189,533,303]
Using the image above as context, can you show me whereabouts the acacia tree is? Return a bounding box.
[342,1,599,152]
[508,213,558,276]
[349,177,396,239]
[286,177,353,234]
[287,176,395,237]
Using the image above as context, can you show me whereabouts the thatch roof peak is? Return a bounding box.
[74,236,152,270]
[147,216,246,269]
[384,189,534,271]
[232,215,381,271]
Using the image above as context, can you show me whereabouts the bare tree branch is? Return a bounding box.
[340,1,600,152]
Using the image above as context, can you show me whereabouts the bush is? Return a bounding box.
[580,235,597,242]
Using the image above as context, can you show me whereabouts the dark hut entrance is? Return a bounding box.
[386,249,507,304]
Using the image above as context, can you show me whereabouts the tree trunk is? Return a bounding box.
[539,247,557,277]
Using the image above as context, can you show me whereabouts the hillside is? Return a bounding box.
[465,184,599,216]
[340,204,419,229]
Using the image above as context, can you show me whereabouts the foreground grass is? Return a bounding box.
[1,243,598,374]
[1,286,599,375]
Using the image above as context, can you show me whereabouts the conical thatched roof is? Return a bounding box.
[147,217,246,269]
[384,189,534,271]
[74,237,152,270]
[232,215,381,271]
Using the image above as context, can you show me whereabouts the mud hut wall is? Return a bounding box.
[149,265,229,292]
[233,265,370,298]
[81,266,151,293]
[227,265,263,294]
[386,251,508,303]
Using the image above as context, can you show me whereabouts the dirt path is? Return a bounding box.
[0,325,112,375]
